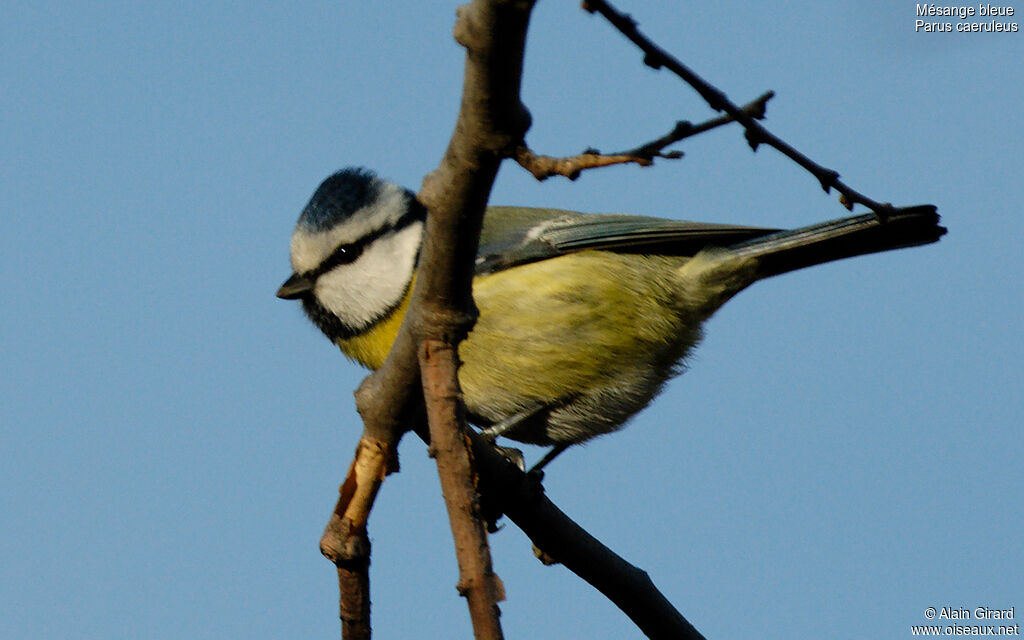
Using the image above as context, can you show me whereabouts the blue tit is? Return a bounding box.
[277,167,945,453]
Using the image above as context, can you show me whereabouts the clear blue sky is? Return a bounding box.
[3,2,1021,638]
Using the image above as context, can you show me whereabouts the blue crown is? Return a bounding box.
[297,167,382,231]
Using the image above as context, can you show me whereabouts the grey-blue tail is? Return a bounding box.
[727,205,946,279]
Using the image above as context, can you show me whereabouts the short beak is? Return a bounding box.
[276,273,314,299]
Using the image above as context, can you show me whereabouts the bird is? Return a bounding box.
[277,167,945,464]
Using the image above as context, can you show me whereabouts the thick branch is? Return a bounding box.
[326,1,535,637]
[515,91,773,180]
[584,0,895,216]
[353,0,536,444]
[469,435,705,640]
[399,5,534,637]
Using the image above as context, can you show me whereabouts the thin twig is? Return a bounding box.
[421,340,505,639]
[516,91,773,180]
[515,146,665,181]
[582,0,895,217]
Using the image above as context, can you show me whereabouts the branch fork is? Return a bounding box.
[317,1,932,638]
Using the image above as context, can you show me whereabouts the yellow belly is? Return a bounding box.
[459,252,693,418]
[337,251,692,414]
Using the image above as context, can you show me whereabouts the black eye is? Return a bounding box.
[324,243,364,269]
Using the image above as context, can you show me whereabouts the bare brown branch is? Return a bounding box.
[468,435,706,640]
[583,0,897,217]
[515,145,660,181]
[514,91,774,180]
[324,1,536,637]
[319,438,391,640]
[421,340,505,639]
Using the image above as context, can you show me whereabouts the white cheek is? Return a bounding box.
[315,222,422,331]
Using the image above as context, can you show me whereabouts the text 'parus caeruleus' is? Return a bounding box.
[278,168,945,454]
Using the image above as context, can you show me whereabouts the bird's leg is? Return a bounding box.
[528,443,570,475]
[478,404,553,473]
[478,403,547,441]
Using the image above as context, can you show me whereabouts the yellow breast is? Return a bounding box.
[334,280,414,370]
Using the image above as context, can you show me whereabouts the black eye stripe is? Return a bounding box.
[308,232,378,279]
[306,200,425,280]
